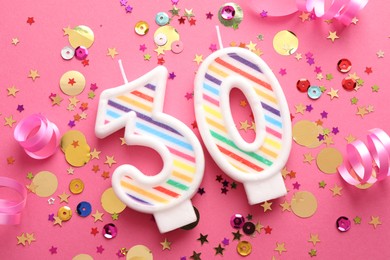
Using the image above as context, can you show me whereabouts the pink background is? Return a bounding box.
[1,0,390,259]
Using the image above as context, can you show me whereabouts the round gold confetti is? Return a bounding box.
[60,130,87,153]
[135,21,149,36]
[64,142,91,167]
[68,25,94,49]
[292,120,323,148]
[101,187,126,214]
[32,171,58,197]
[59,70,86,96]
[72,254,94,260]
[69,178,85,194]
[316,147,343,174]
[273,30,299,56]
[291,191,317,218]
[154,25,179,51]
[237,241,252,256]
[127,245,153,260]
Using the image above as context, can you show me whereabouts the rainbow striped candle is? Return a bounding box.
[95,65,204,233]
[194,47,292,205]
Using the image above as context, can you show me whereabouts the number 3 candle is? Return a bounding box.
[194,27,292,205]
[95,61,204,233]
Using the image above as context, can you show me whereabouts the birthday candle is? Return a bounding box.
[194,27,292,205]
[95,62,204,233]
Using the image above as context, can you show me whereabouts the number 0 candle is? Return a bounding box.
[194,27,292,205]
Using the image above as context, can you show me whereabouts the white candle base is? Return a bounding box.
[244,173,287,205]
[154,200,196,233]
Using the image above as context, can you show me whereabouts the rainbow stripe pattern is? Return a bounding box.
[103,81,198,207]
[198,50,286,175]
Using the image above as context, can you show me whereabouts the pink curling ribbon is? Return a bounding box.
[296,0,369,25]
[14,114,60,159]
[338,128,390,186]
[252,0,368,25]
[0,177,27,225]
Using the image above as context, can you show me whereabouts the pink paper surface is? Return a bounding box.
[1,0,390,259]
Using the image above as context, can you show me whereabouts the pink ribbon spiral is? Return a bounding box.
[296,0,369,25]
[338,128,390,186]
[0,177,27,225]
[14,114,60,159]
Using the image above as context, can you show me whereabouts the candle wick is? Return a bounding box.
[118,59,129,84]
[216,26,224,49]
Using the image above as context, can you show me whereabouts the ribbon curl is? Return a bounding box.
[338,128,390,186]
[14,114,60,159]
[0,177,27,225]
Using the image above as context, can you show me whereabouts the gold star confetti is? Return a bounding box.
[4,115,16,127]
[11,38,19,45]
[295,53,302,60]
[330,184,342,196]
[299,12,310,22]
[105,156,116,167]
[16,233,27,246]
[261,201,272,212]
[303,153,315,164]
[193,54,203,65]
[184,8,195,20]
[90,148,101,160]
[280,200,291,212]
[69,96,80,106]
[154,46,165,56]
[369,216,381,228]
[366,105,375,113]
[345,134,356,143]
[316,73,324,81]
[281,167,289,179]
[255,221,264,234]
[309,249,317,257]
[295,103,305,114]
[324,135,334,146]
[63,25,72,36]
[25,233,36,245]
[274,242,287,255]
[327,88,339,99]
[351,17,359,24]
[53,216,63,227]
[239,120,250,131]
[7,86,19,97]
[327,31,339,42]
[58,192,70,203]
[308,234,320,246]
[120,137,127,145]
[107,48,118,58]
[246,41,257,51]
[28,69,40,81]
[356,106,368,118]
[160,238,172,250]
[92,210,104,222]
[52,95,63,106]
